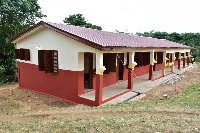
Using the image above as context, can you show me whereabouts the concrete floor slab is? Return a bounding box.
[80,64,193,105]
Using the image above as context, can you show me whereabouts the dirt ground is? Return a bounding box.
[0,63,199,113]
[141,63,200,101]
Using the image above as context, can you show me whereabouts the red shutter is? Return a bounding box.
[138,52,142,66]
[134,52,139,67]
[52,50,58,74]
[175,52,179,61]
[15,49,20,59]
[109,53,116,72]
[44,50,53,73]
[19,48,25,60]
[142,52,146,66]
[25,49,30,61]
[38,50,45,71]
[147,52,150,65]
[103,53,110,74]
[157,52,163,64]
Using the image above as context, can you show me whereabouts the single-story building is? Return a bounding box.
[11,21,191,106]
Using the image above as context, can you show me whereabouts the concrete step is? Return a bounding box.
[102,91,138,105]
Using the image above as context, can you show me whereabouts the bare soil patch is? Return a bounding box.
[0,63,199,123]
[141,63,200,101]
[0,84,75,114]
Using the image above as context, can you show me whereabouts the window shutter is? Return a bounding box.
[175,52,179,61]
[103,53,110,74]
[20,48,25,60]
[44,50,53,73]
[170,53,172,61]
[109,53,116,72]
[157,52,163,64]
[52,50,58,74]
[25,49,30,61]
[147,52,150,65]
[138,52,142,66]
[142,52,146,66]
[38,50,45,71]
[134,52,139,67]
[145,52,149,66]
[126,52,129,68]
[15,49,20,59]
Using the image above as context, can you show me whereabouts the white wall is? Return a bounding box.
[16,27,99,71]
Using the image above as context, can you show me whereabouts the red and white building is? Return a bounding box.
[11,21,191,106]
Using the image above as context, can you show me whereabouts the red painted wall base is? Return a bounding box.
[17,61,166,106]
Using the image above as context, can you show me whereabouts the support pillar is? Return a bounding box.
[149,65,153,80]
[178,52,181,70]
[149,50,154,80]
[162,51,166,76]
[187,52,190,66]
[171,53,175,72]
[183,52,186,68]
[95,75,103,105]
[95,52,103,106]
[128,68,133,89]
[128,52,135,89]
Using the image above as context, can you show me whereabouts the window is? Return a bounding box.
[38,50,58,74]
[157,52,163,64]
[134,52,150,67]
[175,52,179,61]
[15,48,30,61]
[103,53,116,74]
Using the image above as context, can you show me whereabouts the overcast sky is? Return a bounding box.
[38,0,200,34]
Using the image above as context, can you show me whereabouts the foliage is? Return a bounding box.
[0,0,46,83]
[135,31,200,60]
[63,13,102,30]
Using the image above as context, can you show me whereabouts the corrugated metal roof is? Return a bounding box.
[11,21,190,49]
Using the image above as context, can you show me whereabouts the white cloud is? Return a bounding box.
[38,0,200,33]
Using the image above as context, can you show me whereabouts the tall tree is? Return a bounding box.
[136,31,200,61]
[0,0,46,83]
[63,14,102,30]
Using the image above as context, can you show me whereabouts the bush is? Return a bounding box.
[195,56,200,62]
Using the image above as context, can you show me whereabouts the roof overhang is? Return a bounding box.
[101,47,191,53]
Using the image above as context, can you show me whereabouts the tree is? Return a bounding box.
[0,0,46,83]
[63,14,102,30]
[135,31,200,61]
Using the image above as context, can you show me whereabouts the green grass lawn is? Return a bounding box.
[0,81,200,133]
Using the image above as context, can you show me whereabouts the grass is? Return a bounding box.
[0,100,20,114]
[0,81,200,132]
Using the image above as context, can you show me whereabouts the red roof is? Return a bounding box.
[11,21,190,50]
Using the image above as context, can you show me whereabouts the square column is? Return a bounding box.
[171,53,175,72]
[95,52,103,105]
[149,50,154,80]
[178,52,181,70]
[128,52,135,89]
[187,52,190,66]
[162,51,166,76]
[183,52,186,68]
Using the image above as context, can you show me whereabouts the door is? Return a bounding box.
[116,53,124,81]
[84,53,93,89]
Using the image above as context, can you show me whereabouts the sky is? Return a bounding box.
[38,0,200,34]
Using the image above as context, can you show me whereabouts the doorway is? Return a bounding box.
[84,53,93,91]
[116,53,124,81]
